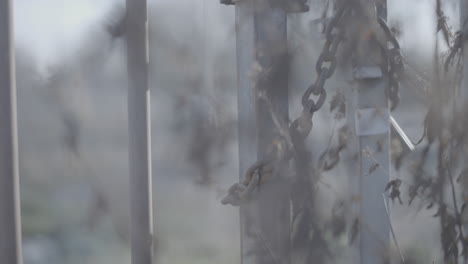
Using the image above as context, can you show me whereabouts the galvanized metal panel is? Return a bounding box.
[126,1,154,263]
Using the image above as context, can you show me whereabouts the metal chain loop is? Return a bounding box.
[222,1,410,205]
[378,17,403,110]
[222,2,351,206]
[301,2,349,115]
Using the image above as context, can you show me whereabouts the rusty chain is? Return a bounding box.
[378,17,403,111]
[436,0,452,48]
[445,31,463,71]
[301,2,349,115]
[222,1,407,206]
[444,6,463,72]
[222,2,351,206]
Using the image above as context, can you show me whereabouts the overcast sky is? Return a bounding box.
[12,0,452,70]
[13,0,116,66]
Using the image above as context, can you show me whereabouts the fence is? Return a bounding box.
[2,0,464,264]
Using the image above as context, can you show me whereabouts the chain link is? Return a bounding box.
[301,2,349,115]
[378,17,403,110]
[222,3,351,206]
[222,1,409,206]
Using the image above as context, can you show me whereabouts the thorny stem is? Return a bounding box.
[436,144,453,263]
[447,163,467,260]
[317,119,338,171]
[366,144,463,213]
[448,91,467,260]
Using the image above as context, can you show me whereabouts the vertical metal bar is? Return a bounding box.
[0,0,23,263]
[355,70,390,264]
[347,2,390,263]
[461,0,468,105]
[236,1,290,264]
[460,4,468,264]
[126,1,153,264]
[345,59,362,264]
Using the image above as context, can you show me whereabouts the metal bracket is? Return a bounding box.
[219,0,309,13]
[352,66,414,153]
[220,0,235,5]
[355,109,415,153]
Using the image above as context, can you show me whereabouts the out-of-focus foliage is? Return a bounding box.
[16,1,238,263]
[14,0,468,263]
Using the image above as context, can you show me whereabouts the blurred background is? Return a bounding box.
[12,0,460,263]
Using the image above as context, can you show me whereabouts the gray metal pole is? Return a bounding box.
[354,66,391,264]
[347,2,390,263]
[461,0,468,104]
[235,1,290,264]
[126,1,153,264]
[460,4,468,264]
[0,0,23,263]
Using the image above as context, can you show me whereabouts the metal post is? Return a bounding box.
[0,0,23,263]
[235,1,290,263]
[460,4,468,264]
[461,0,468,104]
[347,2,390,263]
[126,1,153,264]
